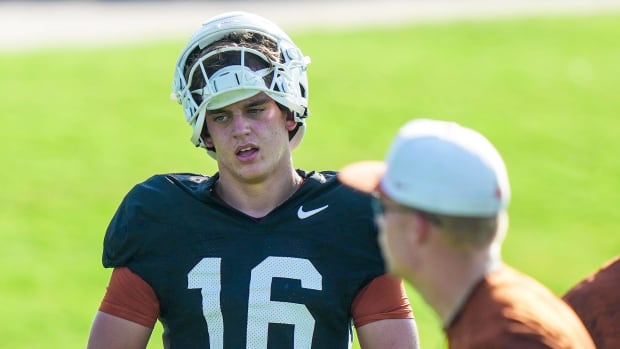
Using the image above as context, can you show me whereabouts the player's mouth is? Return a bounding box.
[236,145,259,161]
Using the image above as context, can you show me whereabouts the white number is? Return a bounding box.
[188,256,323,349]
[188,258,224,349]
[247,256,322,348]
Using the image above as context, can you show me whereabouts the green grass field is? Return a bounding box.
[1,12,619,349]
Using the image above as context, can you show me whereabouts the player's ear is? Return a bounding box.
[285,110,297,131]
[202,136,214,148]
[201,131,214,149]
[200,123,215,148]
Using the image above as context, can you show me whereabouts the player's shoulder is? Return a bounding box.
[298,169,373,212]
[137,172,212,189]
[303,170,363,192]
[126,173,214,199]
[301,169,336,182]
[301,170,369,196]
[103,173,215,268]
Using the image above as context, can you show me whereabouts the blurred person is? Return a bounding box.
[563,255,620,349]
[338,118,595,348]
[86,11,419,349]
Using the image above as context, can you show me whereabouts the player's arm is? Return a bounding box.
[87,267,160,349]
[87,311,152,349]
[357,318,419,349]
[352,274,420,349]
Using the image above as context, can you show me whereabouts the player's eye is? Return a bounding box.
[247,107,264,115]
[210,114,229,123]
[246,107,265,118]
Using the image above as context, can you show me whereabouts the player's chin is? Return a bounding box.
[236,166,271,184]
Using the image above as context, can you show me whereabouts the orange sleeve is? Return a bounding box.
[351,274,414,327]
[99,267,160,328]
[563,256,620,349]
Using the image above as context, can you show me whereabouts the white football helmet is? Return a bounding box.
[171,11,311,158]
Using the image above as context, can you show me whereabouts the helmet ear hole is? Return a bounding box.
[299,84,307,99]
[289,123,306,151]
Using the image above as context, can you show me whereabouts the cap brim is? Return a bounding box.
[338,161,386,193]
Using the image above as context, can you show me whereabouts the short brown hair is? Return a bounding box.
[184,31,280,96]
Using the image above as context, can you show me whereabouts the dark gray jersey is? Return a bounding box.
[103,170,385,348]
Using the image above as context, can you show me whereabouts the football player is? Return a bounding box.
[86,11,419,349]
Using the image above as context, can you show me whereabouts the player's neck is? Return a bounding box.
[215,169,303,218]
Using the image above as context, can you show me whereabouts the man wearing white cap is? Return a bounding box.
[87,11,419,349]
[339,119,595,348]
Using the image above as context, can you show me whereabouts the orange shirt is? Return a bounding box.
[100,267,413,329]
[446,265,595,349]
[563,256,620,349]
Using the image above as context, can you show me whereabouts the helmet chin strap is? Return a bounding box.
[191,108,207,147]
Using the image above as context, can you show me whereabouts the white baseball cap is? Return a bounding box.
[339,119,510,217]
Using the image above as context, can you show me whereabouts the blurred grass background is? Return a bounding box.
[1,12,619,349]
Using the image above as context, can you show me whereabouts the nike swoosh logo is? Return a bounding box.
[297,205,329,219]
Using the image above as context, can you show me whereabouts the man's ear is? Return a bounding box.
[285,111,298,131]
[203,138,214,149]
[413,212,432,244]
[200,123,214,148]
[201,132,214,149]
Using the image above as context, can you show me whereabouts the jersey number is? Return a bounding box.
[187,256,323,349]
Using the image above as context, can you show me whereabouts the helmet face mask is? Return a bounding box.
[171,11,310,158]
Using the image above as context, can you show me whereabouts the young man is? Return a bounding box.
[87,11,419,349]
[338,119,595,348]
[563,255,620,349]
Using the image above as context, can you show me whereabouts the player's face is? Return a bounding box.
[203,93,298,184]
[374,196,418,278]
